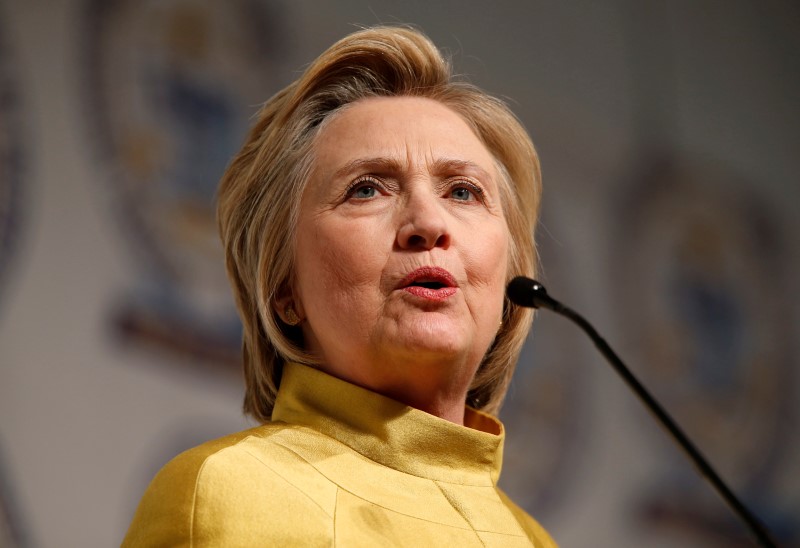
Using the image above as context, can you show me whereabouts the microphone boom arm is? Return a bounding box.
[507,277,777,548]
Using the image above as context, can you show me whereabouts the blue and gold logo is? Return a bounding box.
[82,0,284,367]
[613,155,795,544]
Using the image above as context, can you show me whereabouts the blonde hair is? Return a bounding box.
[217,26,541,423]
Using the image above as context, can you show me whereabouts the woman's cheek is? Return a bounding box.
[467,224,509,282]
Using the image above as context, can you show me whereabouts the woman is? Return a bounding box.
[123,26,555,547]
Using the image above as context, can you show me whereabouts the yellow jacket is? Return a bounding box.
[123,362,557,547]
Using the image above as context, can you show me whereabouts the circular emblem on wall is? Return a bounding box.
[613,155,795,544]
[0,23,25,314]
[82,0,285,366]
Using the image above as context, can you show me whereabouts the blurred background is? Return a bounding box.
[0,0,798,546]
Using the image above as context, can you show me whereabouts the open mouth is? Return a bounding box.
[412,281,447,290]
[398,267,458,301]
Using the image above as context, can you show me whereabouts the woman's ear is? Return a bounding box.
[274,286,305,326]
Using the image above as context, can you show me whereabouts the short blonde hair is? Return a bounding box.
[217,26,541,423]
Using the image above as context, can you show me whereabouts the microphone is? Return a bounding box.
[506,276,561,311]
[507,276,777,548]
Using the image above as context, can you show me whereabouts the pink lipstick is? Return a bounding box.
[397,266,458,302]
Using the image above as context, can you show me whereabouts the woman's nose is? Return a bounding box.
[396,192,451,250]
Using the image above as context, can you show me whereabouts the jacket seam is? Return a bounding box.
[270,438,473,530]
[187,433,281,545]
[189,457,211,548]
[239,446,334,518]
[433,481,486,546]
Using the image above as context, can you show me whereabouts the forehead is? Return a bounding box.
[312,96,497,178]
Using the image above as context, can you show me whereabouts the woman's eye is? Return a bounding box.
[449,183,482,202]
[345,177,382,200]
[451,187,473,201]
[353,185,377,199]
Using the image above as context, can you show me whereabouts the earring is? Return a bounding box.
[284,304,301,326]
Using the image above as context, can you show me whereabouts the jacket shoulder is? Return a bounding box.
[122,423,334,546]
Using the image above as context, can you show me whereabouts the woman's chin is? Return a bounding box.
[384,319,474,361]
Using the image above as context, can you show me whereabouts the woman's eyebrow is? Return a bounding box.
[431,158,493,183]
[332,157,492,182]
[332,157,403,179]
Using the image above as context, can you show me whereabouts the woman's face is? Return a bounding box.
[290,96,509,417]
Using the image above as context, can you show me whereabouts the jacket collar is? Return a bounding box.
[272,362,506,486]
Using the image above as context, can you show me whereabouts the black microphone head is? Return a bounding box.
[506,276,558,310]
[507,276,540,308]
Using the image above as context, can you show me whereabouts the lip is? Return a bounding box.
[397,266,458,302]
